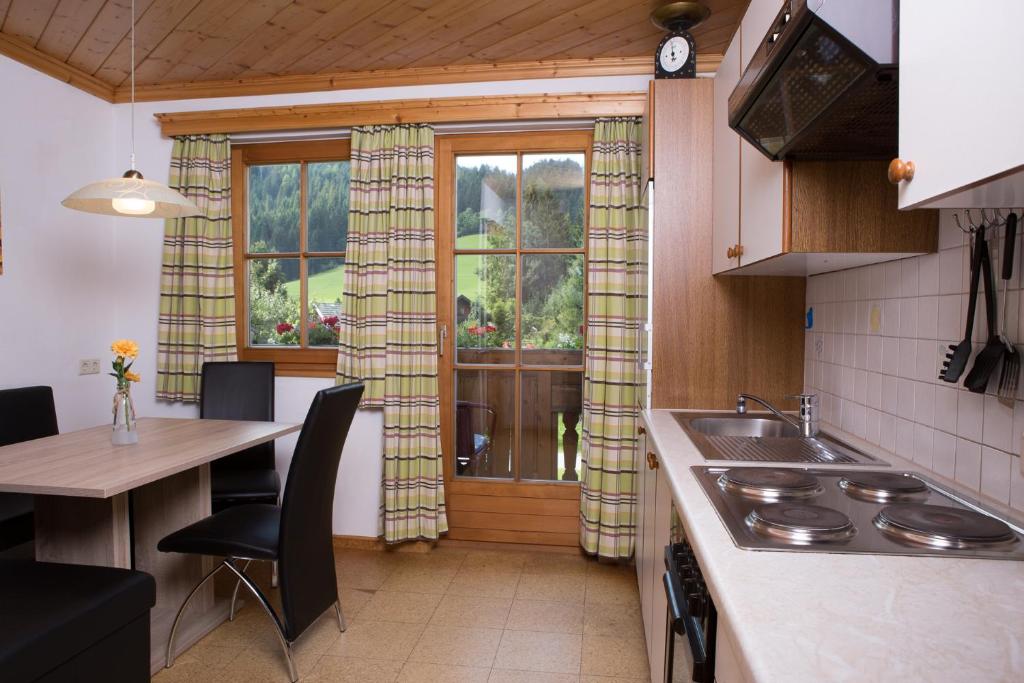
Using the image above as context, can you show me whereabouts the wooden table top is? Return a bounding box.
[0,418,300,498]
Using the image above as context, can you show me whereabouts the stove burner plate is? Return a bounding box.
[874,504,1018,549]
[838,472,928,503]
[718,467,823,501]
[746,503,856,544]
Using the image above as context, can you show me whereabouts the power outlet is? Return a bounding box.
[79,358,101,375]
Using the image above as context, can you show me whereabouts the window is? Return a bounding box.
[437,132,590,487]
[231,140,351,376]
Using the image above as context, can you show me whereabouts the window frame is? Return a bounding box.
[231,139,351,377]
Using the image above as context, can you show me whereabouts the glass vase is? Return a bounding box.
[112,385,138,445]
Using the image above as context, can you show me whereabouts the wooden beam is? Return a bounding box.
[0,31,114,101]
[125,55,715,104]
[155,91,648,136]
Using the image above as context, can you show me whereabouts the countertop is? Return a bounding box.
[644,408,1024,683]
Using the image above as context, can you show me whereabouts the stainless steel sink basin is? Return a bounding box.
[687,416,800,438]
[672,412,887,466]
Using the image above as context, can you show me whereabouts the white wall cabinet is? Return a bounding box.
[636,415,671,683]
[894,0,1024,209]
[712,32,742,273]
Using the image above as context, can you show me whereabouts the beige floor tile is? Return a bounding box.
[336,551,402,590]
[213,643,324,683]
[506,600,584,634]
[305,655,404,682]
[489,670,581,683]
[380,560,460,594]
[515,573,586,604]
[407,624,503,668]
[492,630,582,674]
[579,676,650,683]
[171,638,247,669]
[582,602,644,639]
[583,569,639,607]
[398,661,492,682]
[462,550,532,571]
[521,553,590,577]
[332,620,426,661]
[430,594,513,629]
[447,567,522,599]
[339,587,375,620]
[355,590,443,624]
[151,661,226,683]
[580,635,649,679]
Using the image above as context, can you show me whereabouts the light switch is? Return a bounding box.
[79,359,101,375]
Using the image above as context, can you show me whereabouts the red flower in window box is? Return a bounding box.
[322,315,340,329]
[276,322,294,334]
[485,324,497,333]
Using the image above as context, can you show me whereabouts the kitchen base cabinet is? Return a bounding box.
[636,415,671,682]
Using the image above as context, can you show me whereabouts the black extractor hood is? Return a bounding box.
[728,0,898,160]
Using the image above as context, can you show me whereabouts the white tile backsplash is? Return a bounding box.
[805,210,1023,512]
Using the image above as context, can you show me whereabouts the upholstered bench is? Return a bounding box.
[0,560,156,683]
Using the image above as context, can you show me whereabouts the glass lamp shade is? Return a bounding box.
[62,170,202,218]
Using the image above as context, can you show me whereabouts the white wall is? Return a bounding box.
[108,73,652,536]
[0,57,119,432]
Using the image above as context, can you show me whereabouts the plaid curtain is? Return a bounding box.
[579,117,644,559]
[336,124,447,543]
[156,134,236,402]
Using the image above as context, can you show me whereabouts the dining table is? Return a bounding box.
[0,416,301,674]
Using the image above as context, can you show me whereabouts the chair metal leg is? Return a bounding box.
[229,559,253,621]
[223,559,298,683]
[166,562,226,668]
[271,559,279,588]
[334,600,347,633]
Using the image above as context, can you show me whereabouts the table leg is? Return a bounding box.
[34,494,131,568]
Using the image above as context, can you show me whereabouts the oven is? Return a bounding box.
[663,525,716,682]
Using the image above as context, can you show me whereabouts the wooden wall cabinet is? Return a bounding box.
[894,0,1024,209]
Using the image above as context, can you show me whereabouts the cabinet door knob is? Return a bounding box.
[727,246,735,259]
[646,452,659,470]
[888,158,916,184]
[637,425,646,435]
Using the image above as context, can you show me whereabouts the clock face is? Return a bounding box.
[659,35,690,73]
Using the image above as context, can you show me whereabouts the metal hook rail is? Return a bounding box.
[953,208,1023,234]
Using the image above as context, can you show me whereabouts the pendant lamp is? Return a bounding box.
[62,0,201,218]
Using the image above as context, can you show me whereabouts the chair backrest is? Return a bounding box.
[0,386,58,447]
[277,382,363,640]
[200,362,275,472]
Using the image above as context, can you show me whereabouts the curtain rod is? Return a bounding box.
[232,118,597,144]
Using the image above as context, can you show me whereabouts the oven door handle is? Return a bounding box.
[663,571,709,673]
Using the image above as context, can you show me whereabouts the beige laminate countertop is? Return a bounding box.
[644,408,1024,683]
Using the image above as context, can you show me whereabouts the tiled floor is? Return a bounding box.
[152,545,649,683]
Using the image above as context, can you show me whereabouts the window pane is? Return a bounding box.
[307,257,345,347]
[520,371,583,481]
[308,161,350,252]
[248,258,300,346]
[521,153,585,249]
[456,254,515,364]
[455,369,514,479]
[521,254,584,365]
[248,164,300,253]
[455,155,516,249]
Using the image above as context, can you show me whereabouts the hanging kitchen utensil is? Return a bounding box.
[940,227,984,383]
[964,228,1003,393]
[997,212,1020,405]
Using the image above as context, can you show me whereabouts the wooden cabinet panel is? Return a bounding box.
[897,0,1024,209]
[713,31,742,274]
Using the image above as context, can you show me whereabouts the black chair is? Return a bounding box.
[0,559,155,683]
[159,383,364,682]
[201,362,279,513]
[0,386,59,552]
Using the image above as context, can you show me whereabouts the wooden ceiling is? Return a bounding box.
[0,0,747,103]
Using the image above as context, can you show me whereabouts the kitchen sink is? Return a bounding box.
[672,412,887,466]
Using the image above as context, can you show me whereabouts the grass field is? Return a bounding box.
[282,264,345,304]
[456,233,494,300]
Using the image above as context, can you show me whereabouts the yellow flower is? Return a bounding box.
[111,339,139,359]
[125,371,141,383]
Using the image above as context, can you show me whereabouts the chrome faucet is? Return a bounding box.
[736,393,819,438]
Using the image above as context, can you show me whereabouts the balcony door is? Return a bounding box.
[436,131,591,546]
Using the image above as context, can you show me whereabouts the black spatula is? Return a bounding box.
[940,229,984,383]
[964,228,1003,392]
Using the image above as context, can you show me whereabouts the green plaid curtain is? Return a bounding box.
[156,134,236,402]
[579,117,644,559]
[336,123,447,543]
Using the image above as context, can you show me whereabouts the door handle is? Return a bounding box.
[647,452,659,470]
[438,324,448,356]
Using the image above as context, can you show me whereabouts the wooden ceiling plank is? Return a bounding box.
[0,0,12,28]
[66,0,158,77]
[118,56,653,102]
[500,2,653,63]
[192,0,340,81]
[35,0,108,61]
[317,0,483,73]
[235,0,403,78]
[94,0,204,87]
[154,92,648,136]
[459,0,647,65]
[0,30,114,99]
[277,0,441,76]
[2,0,60,45]
[159,0,298,83]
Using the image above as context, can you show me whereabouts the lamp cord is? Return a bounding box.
[129,0,136,171]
